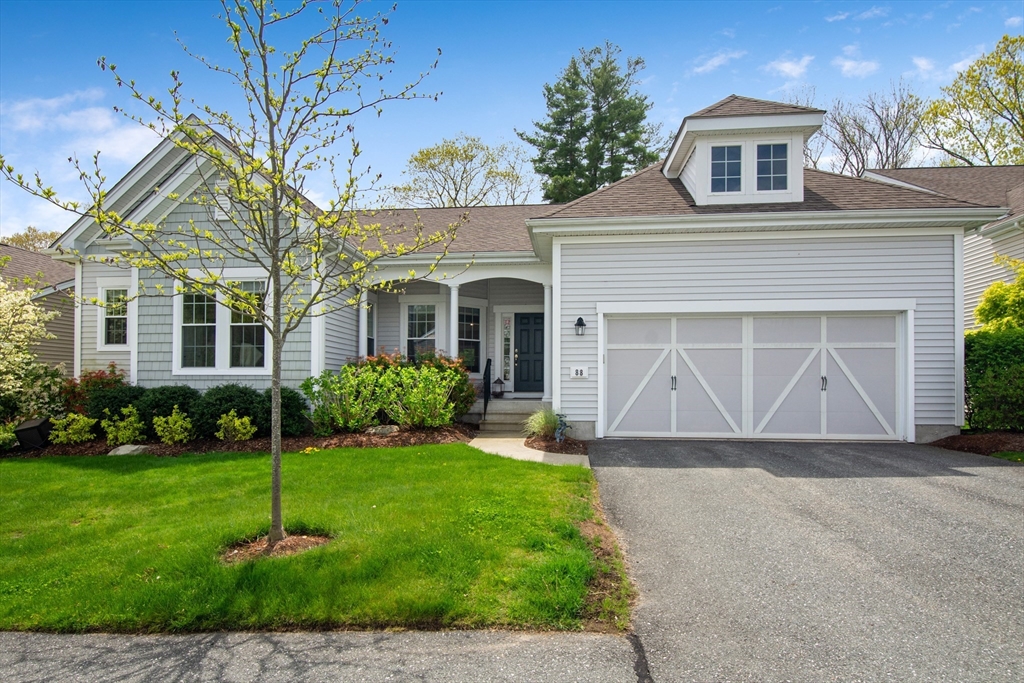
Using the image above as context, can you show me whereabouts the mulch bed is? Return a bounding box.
[221,533,333,565]
[929,431,1024,456]
[524,436,589,456]
[4,423,476,459]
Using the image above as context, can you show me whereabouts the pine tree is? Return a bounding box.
[519,43,662,203]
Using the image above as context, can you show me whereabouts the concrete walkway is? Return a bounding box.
[468,432,590,467]
[0,631,639,683]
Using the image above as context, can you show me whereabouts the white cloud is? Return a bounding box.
[692,50,746,74]
[856,6,890,20]
[842,44,861,57]
[721,28,736,38]
[1006,16,1023,27]
[911,56,937,78]
[825,11,850,22]
[0,88,105,132]
[763,55,815,79]
[832,55,880,78]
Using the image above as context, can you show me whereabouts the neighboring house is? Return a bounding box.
[0,243,75,372]
[49,95,1007,443]
[863,166,1023,329]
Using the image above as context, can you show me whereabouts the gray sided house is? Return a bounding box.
[51,95,1007,443]
[864,166,1023,329]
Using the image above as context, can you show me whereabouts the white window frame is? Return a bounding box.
[171,268,273,376]
[96,277,133,351]
[399,295,447,359]
[456,296,488,376]
[365,300,377,355]
[709,144,743,194]
[754,141,790,194]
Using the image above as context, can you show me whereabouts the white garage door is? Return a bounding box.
[605,315,900,440]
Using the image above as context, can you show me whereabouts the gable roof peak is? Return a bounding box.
[686,94,825,120]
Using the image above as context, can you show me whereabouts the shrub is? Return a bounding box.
[412,351,477,418]
[86,385,147,426]
[215,409,257,442]
[101,405,146,446]
[302,366,382,434]
[379,365,458,428]
[964,328,1024,431]
[63,363,126,414]
[50,413,97,445]
[191,384,265,439]
[18,363,67,420]
[0,422,17,450]
[523,409,572,442]
[257,386,309,437]
[152,406,193,445]
[135,385,201,437]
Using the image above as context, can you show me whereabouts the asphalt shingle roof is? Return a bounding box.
[536,162,987,221]
[687,94,825,119]
[0,244,75,289]
[867,166,1023,214]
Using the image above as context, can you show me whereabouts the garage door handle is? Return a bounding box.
[821,376,827,391]
[671,376,677,391]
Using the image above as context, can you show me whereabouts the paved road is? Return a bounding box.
[590,440,1024,682]
[0,630,639,682]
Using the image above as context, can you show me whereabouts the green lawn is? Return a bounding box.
[990,451,1024,463]
[0,444,629,632]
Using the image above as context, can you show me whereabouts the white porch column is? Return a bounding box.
[448,283,460,357]
[357,288,368,358]
[543,284,553,402]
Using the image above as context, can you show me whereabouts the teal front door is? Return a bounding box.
[515,313,544,392]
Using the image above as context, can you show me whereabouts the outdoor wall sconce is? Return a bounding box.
[491,377,506,399]
[575,317,587,336]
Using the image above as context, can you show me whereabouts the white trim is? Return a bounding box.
[357,288,368,359]
[906,310,916,443]
[170,267,273,376]
[310,302,326,376]
[596,310,605,437]
[129,268,139,383]
[449,284,460,363]
[399,295,447,357]
[543,284,553,402]
[861,171,942,195]
[552,239,562,411]
[492,304,544,393]
[95,277,131,352]
[597,299,917,315]
[74,261,82,378]
[123,157,205,225]
[953,231,965,426]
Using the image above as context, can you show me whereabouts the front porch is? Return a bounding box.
[357,270,554,403]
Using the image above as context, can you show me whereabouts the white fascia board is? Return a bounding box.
[860,171,942,195]
[977,215,1022,239]
[374,251,542,267]
[663,112,824,177]
[30,278,76,299]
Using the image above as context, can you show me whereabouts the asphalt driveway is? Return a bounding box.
[590,440,1024,682]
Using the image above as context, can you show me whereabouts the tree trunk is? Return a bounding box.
[268,276,285,544]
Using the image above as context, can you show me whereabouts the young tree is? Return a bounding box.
[820,81,924,176]
[1,227,63,252]
[1,0,458,544]
[387,134,539,207]
[518,42,662,203]
[920,35,1024,166]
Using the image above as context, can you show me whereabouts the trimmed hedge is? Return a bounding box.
[257,386,310,437]
[134,385,202,438]
[86,385,147,425]
[191,384,266,439]
[964,328,1024,431]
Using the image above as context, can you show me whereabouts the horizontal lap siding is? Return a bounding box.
[559,235,956,426]
[963,233,1018,329]
[79,261,131,378]
[323,291,358,371]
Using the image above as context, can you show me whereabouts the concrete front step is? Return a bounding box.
[469,399,547,415]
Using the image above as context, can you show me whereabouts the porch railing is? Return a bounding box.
[482,358,492,418]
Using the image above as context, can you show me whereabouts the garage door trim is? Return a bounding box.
[595,299,916,441]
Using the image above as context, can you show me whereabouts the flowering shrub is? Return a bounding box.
[152,405,193,445]
[62,363,126,415]
[50,413,98,445]
[101,405,146,446]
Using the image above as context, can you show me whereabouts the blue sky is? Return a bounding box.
[0,0,1020,238]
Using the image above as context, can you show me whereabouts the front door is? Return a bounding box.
[515,313,544,392]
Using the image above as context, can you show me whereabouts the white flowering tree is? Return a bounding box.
[0,257,57,401]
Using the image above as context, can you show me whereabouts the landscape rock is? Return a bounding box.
[364,425,400,436]
[108,444,149,456]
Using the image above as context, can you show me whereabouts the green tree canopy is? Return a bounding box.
[920,34,1024,166]
[974,256,1024,331]
[1,227,63,252]
[518,42,663,204]
[387,134,538,207]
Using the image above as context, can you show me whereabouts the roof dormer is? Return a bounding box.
[663,95,824,206]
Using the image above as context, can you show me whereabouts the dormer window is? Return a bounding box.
[756,144,788,191]
[710,145,742,193]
